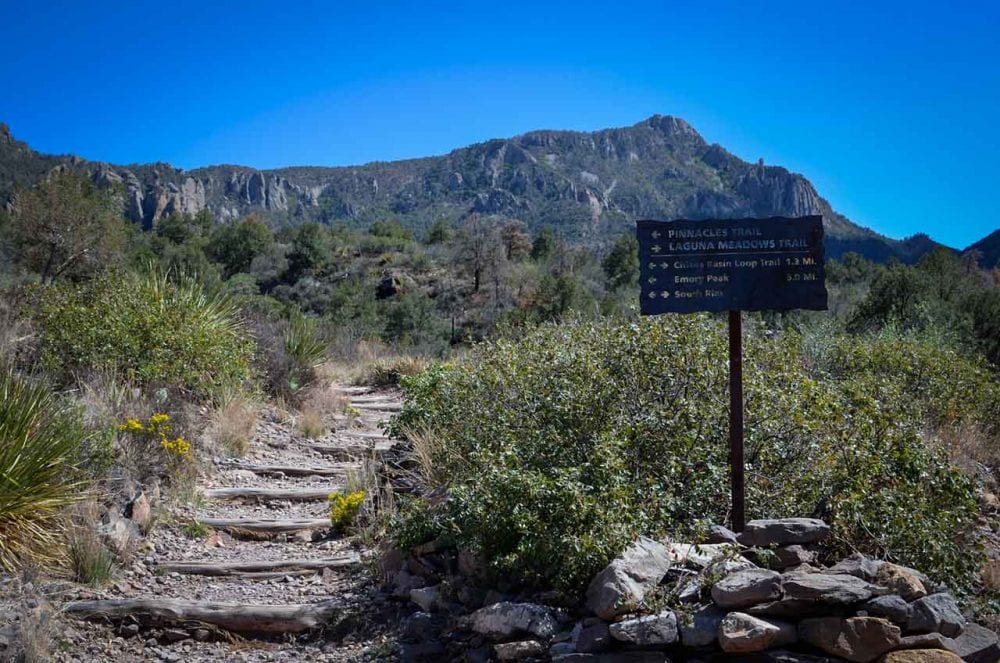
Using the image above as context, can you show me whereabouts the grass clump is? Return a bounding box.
[390,316,994,594]
[208,395,260,457]
[65,502,116,587]
[0,368,86,572]
[361,355,431,388]
[180,520,210,539]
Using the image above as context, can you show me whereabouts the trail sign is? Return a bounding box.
[638,216,827,314]
[636,216,828,531]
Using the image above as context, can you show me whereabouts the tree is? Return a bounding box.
[531,227,556,261]
[11,170,127,282]
[602,233,639,289]
[501,220,532,261]
[208,215,274,278]
[425,219,451,245]
[286,222,332,281]
[369,219,413,241]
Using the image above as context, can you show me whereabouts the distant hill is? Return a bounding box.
[966,229,1000,269]
[0,116,951,263]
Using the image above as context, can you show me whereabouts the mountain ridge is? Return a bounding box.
[0,116,968,263]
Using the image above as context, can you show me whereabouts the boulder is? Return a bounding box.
[608,610,678,646]
[897,632,954,650]
[907,594,965,638]
[947,622,1000,663]
[876,564,927,602]
[863,595,912,625]
[679,604,725,648]
[576,620,611,653]
[470,602,558,640]
[718,611,796,653]
[711,568,783,609]
[99,512,140,557]
[738,518,831,547]
[882,651,963,663]
[553,654,667,663]
[827,554,884,582]
[783,572,882,605]
[798,616,901,662]
[759,651,848,662]
[585,537,673,619]
[707,524,739,544]
[494,640,545,661]
[409,585,441,612]
[127,492,152,530]
[666,542,749,572]
[746,597,836,620]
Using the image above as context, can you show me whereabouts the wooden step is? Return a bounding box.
[199,517,330,538]
[351,402,402,412]
[156,555,358,578]
[202,487,336,502]
[216,461,350,477]
[64,598,341,635]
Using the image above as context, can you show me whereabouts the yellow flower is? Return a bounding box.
[161,436,192,458]
[328,490,365,530]
[117,418,143,433]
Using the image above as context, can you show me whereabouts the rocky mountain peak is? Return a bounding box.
[0,123,11,145]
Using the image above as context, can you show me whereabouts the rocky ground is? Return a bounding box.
[39,385,405,662]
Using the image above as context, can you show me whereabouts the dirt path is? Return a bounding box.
[56,385,403,662]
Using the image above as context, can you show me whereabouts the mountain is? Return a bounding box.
[0,116,948,263]
[966,229,1000,269]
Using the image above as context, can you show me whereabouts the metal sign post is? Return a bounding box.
[728,310,744,531]
[636,215,827,531]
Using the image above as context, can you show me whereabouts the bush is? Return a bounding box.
[329,490,365,532]
[391,316,988,594]
[0,369,87,571]
[35,270,255,401]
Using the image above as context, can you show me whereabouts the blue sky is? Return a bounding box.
[2,1,998,248]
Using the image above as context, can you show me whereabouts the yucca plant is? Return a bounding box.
[283,311,327,394]
[0,368,86,571]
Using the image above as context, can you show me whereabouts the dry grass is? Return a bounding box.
[295,384,347,439]
[934,422,1000,485]
[65,502,115,587]
[208,396,261,457]
[358,355,432,388]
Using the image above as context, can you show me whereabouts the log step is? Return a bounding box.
[216,462,351,477]
[202,487,337,502]
[198,517,330,538]
[63,598,341,635]
[157,555,358,578]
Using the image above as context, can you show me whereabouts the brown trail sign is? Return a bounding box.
[636,215,827,530]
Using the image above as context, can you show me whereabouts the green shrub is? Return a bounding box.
[391,316,988,594]
[35,270,255,401]
[0,368,87,571]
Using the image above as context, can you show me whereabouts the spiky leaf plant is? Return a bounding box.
[0,368,86,571]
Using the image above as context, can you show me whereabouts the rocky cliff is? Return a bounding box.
[0,116,949,262]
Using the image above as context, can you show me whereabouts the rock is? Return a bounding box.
[799,616,901,662]
[470,602,558,640]
[711,568,782,609]
[192,629,210,642]
[718,611,796,653]
[759,651,847,662]
[458,549,487,580]
[576,620,611,653]
[907,594,965,638]
[827,554,884,582]
[783,572,882,604]
[127,492,152,530]
[882,651,963,663]
[493,640,545,661]
[746,597,834,620]
[707,524,739,544]
[99,513,140,557]
[392,569,427,597]
[947,622,1000,663]
[402,612,443,642]
[162,628,189,643]
[585,537,673,619]
[738,518,831,547]
[399,641,445,662]
[410,585,441,612]
[680,605,725,648]
[863,595,912,625]
[877,564,927,601]
[553,654,667,663]
[608,610,678,645]
[763,545,818,570]
[897,632,954,650]
[666,542,747,571]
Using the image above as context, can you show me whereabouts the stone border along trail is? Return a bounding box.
[56,385,404,662]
